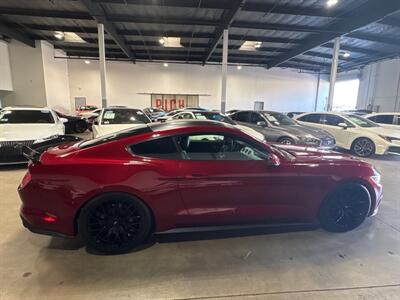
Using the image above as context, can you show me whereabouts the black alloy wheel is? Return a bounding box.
[74,120,88,133]
[319,183,371,232]
[351,138,375,157]
[278,137,295,145]
[79,193,153,254]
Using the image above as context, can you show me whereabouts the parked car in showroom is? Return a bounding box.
[143,107,166,122]
[92,107,151,138]
[75,105,98,116]
[229,110,336,149]
[286,112,305,118]
[19,120,382,254]
[295,112,400,157]
[168,110,266,141]
[0,107,66,165]
[364,112,399,130]
[55,111,88,133]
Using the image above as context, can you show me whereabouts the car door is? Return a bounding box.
[175,132,303,226]
[320,114,353,148]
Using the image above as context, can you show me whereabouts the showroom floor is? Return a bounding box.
[1,151,399,300]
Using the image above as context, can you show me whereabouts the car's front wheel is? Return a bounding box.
[74,120,88,133]
[318,183,371,232]
[351,137,375,157]
[79,193,153,254]
[278,137,295,145]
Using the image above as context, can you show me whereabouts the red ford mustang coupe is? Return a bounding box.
[18,120,383,254]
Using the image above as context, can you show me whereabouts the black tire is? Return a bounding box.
[74,120,88,133]
[318,183,371,233]
[79,193,153,254]
[278,137,295,145]
[351,137,375,157]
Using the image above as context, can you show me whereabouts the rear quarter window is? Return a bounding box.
[129,137,181,160]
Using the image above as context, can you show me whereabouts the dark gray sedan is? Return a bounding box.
[229,110,336,149]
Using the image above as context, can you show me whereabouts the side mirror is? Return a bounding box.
[257,121,267,127]
[338,122,348,129]
[59,117,68,123]
[267,153,280,167]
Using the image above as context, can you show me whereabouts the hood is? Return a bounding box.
[0,124,64,142]
[95,123,143,137]
[274,124,333,139]
[276,144,368,165]
[364,126,400,138]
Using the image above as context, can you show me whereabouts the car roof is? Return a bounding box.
[2,106,52,111]
[149,119,235,132]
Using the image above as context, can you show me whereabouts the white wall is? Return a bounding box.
[357,58,400,112]
[68,59,325,112]
[0,40,13,92]
[40,41,71,113]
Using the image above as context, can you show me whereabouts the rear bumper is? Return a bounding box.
[20,214,69,238]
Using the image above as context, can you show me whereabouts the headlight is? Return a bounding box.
[371,167,381,184]
[378,135,400,143]
[300,135,320,145]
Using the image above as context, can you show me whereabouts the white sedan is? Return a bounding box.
[0,106,66,164]
[92,107,151,138]
[295,112,400,157]
[364,112,400,130]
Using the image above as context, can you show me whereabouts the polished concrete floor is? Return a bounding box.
[0,153,399,300]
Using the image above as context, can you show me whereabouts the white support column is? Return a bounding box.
[314,73,321,111]
[98,23,107,108]
[327,37,340,111]
[221,29,229,113]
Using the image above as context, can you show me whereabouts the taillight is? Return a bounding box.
[21,171,32,188]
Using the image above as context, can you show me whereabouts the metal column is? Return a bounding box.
[98,23,107,108]
[327,37,341,111]
[314,73,321,111]
[221,29,228,113]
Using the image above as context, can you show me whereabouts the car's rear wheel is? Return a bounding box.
[351,137,375,157]
[278,137,295,145]
[79,193,153,254]
[318,183,371,232]
[74,120,88,133]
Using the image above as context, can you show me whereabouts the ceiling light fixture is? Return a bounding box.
[342,51,351,58]
[239,41,263,51]
[163,62,169,67]
[84,60,91,64]
[54,31,64,40]
[159,38,165,45]
[326,0,338,7]
[237,65,242,70]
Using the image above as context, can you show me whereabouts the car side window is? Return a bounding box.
[233,111,250,122]
[297,114,321,124]
[375,115,394,125]
[250,112,265,124]
[175,134,269,161]
[129,137,181,159]
[323,115,345,126]
[396,116,400,125]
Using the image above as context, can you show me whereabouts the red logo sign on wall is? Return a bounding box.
[151,94,199,112]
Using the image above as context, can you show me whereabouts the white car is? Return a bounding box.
[295,112,400,157]
[0,107,66,164]
[364,113,400,130]
[166,110,266,142]
[92,107,151,138]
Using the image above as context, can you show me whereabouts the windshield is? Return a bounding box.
[101,109,151,125]
[0,110,55,124]
[193,112,235,125]
[261,112,296,126]
[346,114,379,128]
[80,125,151,148]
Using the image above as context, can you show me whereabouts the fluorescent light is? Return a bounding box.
[159,37,182,47]
[163,63,169,67]
[327,0,338,7]
[54,31,64,40]
[239,41,262,51]
[342,51,351,58]
[84,60,91,64]
[237,65,242,70]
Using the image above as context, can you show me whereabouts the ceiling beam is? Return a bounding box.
[203,0,246,64]
[0,19,35,47]
[266,0,400,68]
[347,32,400,47]
[0,7,92,20]
[80,0,135,61]
[379,16,400,27]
